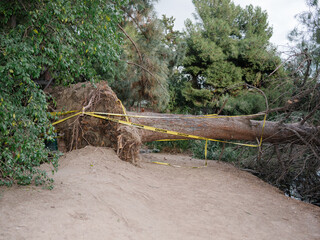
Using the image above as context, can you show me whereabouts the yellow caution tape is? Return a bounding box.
[117,99,130,123]
[259,112,267,146]
[52,112,81,126]
[152,161,172,166]
[205,139,208,162]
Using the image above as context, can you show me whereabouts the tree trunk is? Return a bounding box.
[128,112,319,145]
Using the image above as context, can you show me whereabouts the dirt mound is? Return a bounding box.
[0,146,319,240]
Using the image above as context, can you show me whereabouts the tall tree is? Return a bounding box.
[182,0,282,111]
[161,15,188,112]
[112,0,170,111]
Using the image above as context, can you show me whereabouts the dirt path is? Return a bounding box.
[0,146,319,240]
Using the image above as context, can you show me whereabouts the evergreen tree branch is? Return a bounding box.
[122,8,149,40]
[117,24,143,64]
[125,61,167,92]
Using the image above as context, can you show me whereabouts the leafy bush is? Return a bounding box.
[0,0,125,187]
[0,77,60,187]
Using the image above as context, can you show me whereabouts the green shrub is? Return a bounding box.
[0,0,125,187]
[0,77,60,187]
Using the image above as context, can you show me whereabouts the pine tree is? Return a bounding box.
[112,0,170,111]
[182,0,281,111]
[161,15,188,112]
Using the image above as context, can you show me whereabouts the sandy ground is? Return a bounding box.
[0,146,319,240]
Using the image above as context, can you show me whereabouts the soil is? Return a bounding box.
[0,146,319,240]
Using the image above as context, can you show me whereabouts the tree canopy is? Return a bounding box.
[111,0,184,111]
[181,0,282,110]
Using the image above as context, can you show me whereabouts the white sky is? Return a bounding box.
[154,0,310,51]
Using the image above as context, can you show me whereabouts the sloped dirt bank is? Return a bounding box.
[0,146,319,240]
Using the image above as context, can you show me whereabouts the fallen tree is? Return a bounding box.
[47,81,320,162]
[47,81,320,205]
[129,112,319,145]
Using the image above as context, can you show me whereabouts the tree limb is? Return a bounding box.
[300,101,320,125]
[117,24,143,63]
[125,61,167,92]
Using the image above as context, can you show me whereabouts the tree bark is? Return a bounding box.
[128,112,319,145]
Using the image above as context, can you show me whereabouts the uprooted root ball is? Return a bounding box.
[47,81,141,164]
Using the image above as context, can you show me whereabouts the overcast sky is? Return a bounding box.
[154,0,309,52]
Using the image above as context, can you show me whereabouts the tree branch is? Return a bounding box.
[117,24,143,63]
[300,101,320,125]
[125,61,167,92]
[286,127,320,161]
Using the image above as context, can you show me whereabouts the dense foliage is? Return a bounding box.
[180,0,282,112]
[0,0,125,186]
[111,0,170,110]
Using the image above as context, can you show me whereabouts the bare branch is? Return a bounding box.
[18,0,27,12]
[217,98,228,115]
[300,101,320,125]
[286,127,320,161]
